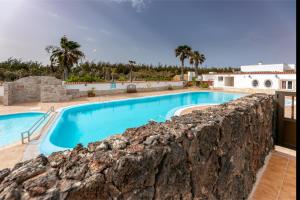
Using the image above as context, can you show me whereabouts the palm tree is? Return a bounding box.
[189,51,206,78]
[175,45,192,81]
[45,35,85,80]
[128,60,136,82]
[111,67,117,82]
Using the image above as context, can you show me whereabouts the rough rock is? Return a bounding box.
[0,94,274,200]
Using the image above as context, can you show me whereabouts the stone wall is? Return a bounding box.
[3,76,41,105]
[40,77,71,103]
[0,94,274,199]
[3,76,80,105]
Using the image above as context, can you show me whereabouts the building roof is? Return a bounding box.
[204,71,296,75]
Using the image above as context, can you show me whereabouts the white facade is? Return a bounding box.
[200,63,296,91]
[187,72,195,81]
[240,63,295,72]
[205,73,296,90]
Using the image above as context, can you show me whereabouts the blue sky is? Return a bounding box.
[0,0,296,67]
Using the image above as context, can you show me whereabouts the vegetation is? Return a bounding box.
[45,36,85,80]
[175,45,192,81]
[0,58,238,82]
[190,51,206,78]
[65,74,104,83]
[0,58,52,81]
[128,60,136,83]
[0,36,239,82]
[200,82,209,88]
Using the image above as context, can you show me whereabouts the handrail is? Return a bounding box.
[21,106,54,144]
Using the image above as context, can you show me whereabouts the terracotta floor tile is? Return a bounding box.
[278,190,296,200]
[277,160,296,200]
[249,151,296,200]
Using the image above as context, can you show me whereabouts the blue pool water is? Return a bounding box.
[40,92,244,155]
[0,112,45,147]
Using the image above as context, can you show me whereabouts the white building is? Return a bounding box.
[201,62,296,91]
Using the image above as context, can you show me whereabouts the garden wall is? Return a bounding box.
[2,76,80,105]
[0,94,274,199]
[64,81,184,96]
[0,84,3,103]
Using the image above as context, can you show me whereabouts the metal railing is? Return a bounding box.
[21,106,54,144]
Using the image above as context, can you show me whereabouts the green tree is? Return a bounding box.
[189,50,206,78]
[175,45,192,81]
[45,35,85,80]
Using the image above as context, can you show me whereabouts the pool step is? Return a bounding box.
[21,106,55,144]
[22,111,58,161]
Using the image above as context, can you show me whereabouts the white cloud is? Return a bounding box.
[109,0,148,12]
[85,37,95,42]
[92,49,97,53]
[76,25,89,30]
[48,12,59,18]
[99,29,111,35]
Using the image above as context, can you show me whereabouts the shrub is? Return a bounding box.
[192,77,196,86]
[200,82,209,88]
[66,74,104,82]
[118,75,127,81]
[184,81,193,87]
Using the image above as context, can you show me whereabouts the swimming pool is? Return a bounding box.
[0,112,45,147]
[40,92,245,155]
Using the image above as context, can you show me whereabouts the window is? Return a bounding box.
[218,76,223,82]
[282,81,286,89]
[264,80,272,88]
[252,80,259,87]
[281,80,293,90]
[287,81,293,89]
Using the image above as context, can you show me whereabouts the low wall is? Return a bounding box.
[65,81,184,96]
[3,76,41,105]
[0,94,274,199]
[0,85,3,97]
[0,85,3,103]
[2,76,80,105]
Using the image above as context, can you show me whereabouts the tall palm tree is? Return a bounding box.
[128,60,136,82]
[175,45,192,81]
[45,36,85,80]
[189,51,206,78]
[111,67,117,82]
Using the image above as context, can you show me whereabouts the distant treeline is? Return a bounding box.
[0,58,239,82]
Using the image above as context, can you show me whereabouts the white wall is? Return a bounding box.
[203,74,296,90]
[201,74,215,81]
[241,64,286,72]
[0,85,3,96]
[234,74,296,90]
[187,72,195,81]
[65,81,184,91]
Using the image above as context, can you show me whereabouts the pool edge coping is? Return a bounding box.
[39,91,246,156]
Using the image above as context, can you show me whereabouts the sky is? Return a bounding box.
[0,0,296,68]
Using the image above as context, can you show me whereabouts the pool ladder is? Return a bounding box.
[21,106,54,144]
